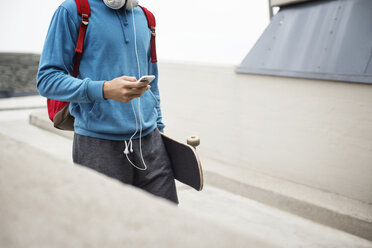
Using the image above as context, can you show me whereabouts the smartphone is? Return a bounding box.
[138,75,156,84]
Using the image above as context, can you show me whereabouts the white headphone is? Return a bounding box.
[103,0,125,9]
[103,0,138,10]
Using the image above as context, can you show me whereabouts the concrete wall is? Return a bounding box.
[0,53,39,97]
[159,63,372,205]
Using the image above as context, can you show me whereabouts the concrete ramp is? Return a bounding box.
[0,133,274,248]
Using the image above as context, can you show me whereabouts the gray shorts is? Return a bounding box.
[72,128,178,204]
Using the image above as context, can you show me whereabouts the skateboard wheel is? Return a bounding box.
[187,135,200,148]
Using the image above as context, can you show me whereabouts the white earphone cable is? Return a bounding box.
[122,4,148,171]
[132,5,141,79]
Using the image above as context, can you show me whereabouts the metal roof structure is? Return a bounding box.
[270,0,314,7]
[237,0,372,84]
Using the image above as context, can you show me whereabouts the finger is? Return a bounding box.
[128,85,150,96]
[133,85,151,94]
[126,93,142,99]
[135,80,151,88]
[135,85,151,90]
[125,80,150,89]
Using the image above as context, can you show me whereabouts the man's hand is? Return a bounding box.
[103,75,151,102]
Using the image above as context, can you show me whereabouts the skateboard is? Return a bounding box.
[161,133,204,191]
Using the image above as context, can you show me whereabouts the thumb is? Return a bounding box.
[119,75,137,82]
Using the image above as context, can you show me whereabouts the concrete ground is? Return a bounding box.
[1,95,372,247]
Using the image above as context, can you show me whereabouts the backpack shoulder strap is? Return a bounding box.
[138,5,157,63]
[72,0,91,77]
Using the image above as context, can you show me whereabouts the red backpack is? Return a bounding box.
[47,0,157,131]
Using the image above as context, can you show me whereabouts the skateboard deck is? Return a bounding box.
[161,133,203,191]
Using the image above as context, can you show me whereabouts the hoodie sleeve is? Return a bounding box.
[37,6,105,103]
[148,61,165,133]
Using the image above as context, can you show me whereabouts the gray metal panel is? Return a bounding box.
[237,0,372,84]
[271,0,314,7]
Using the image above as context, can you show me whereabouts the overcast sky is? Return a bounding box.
[0,0,270,66]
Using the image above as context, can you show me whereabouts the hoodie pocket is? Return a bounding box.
[147,89,160,105]
[88,100,100,116]
[139,90,158,126]
[86,92,158,134]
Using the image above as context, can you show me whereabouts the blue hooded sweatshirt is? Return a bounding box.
[37,0,164,141]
